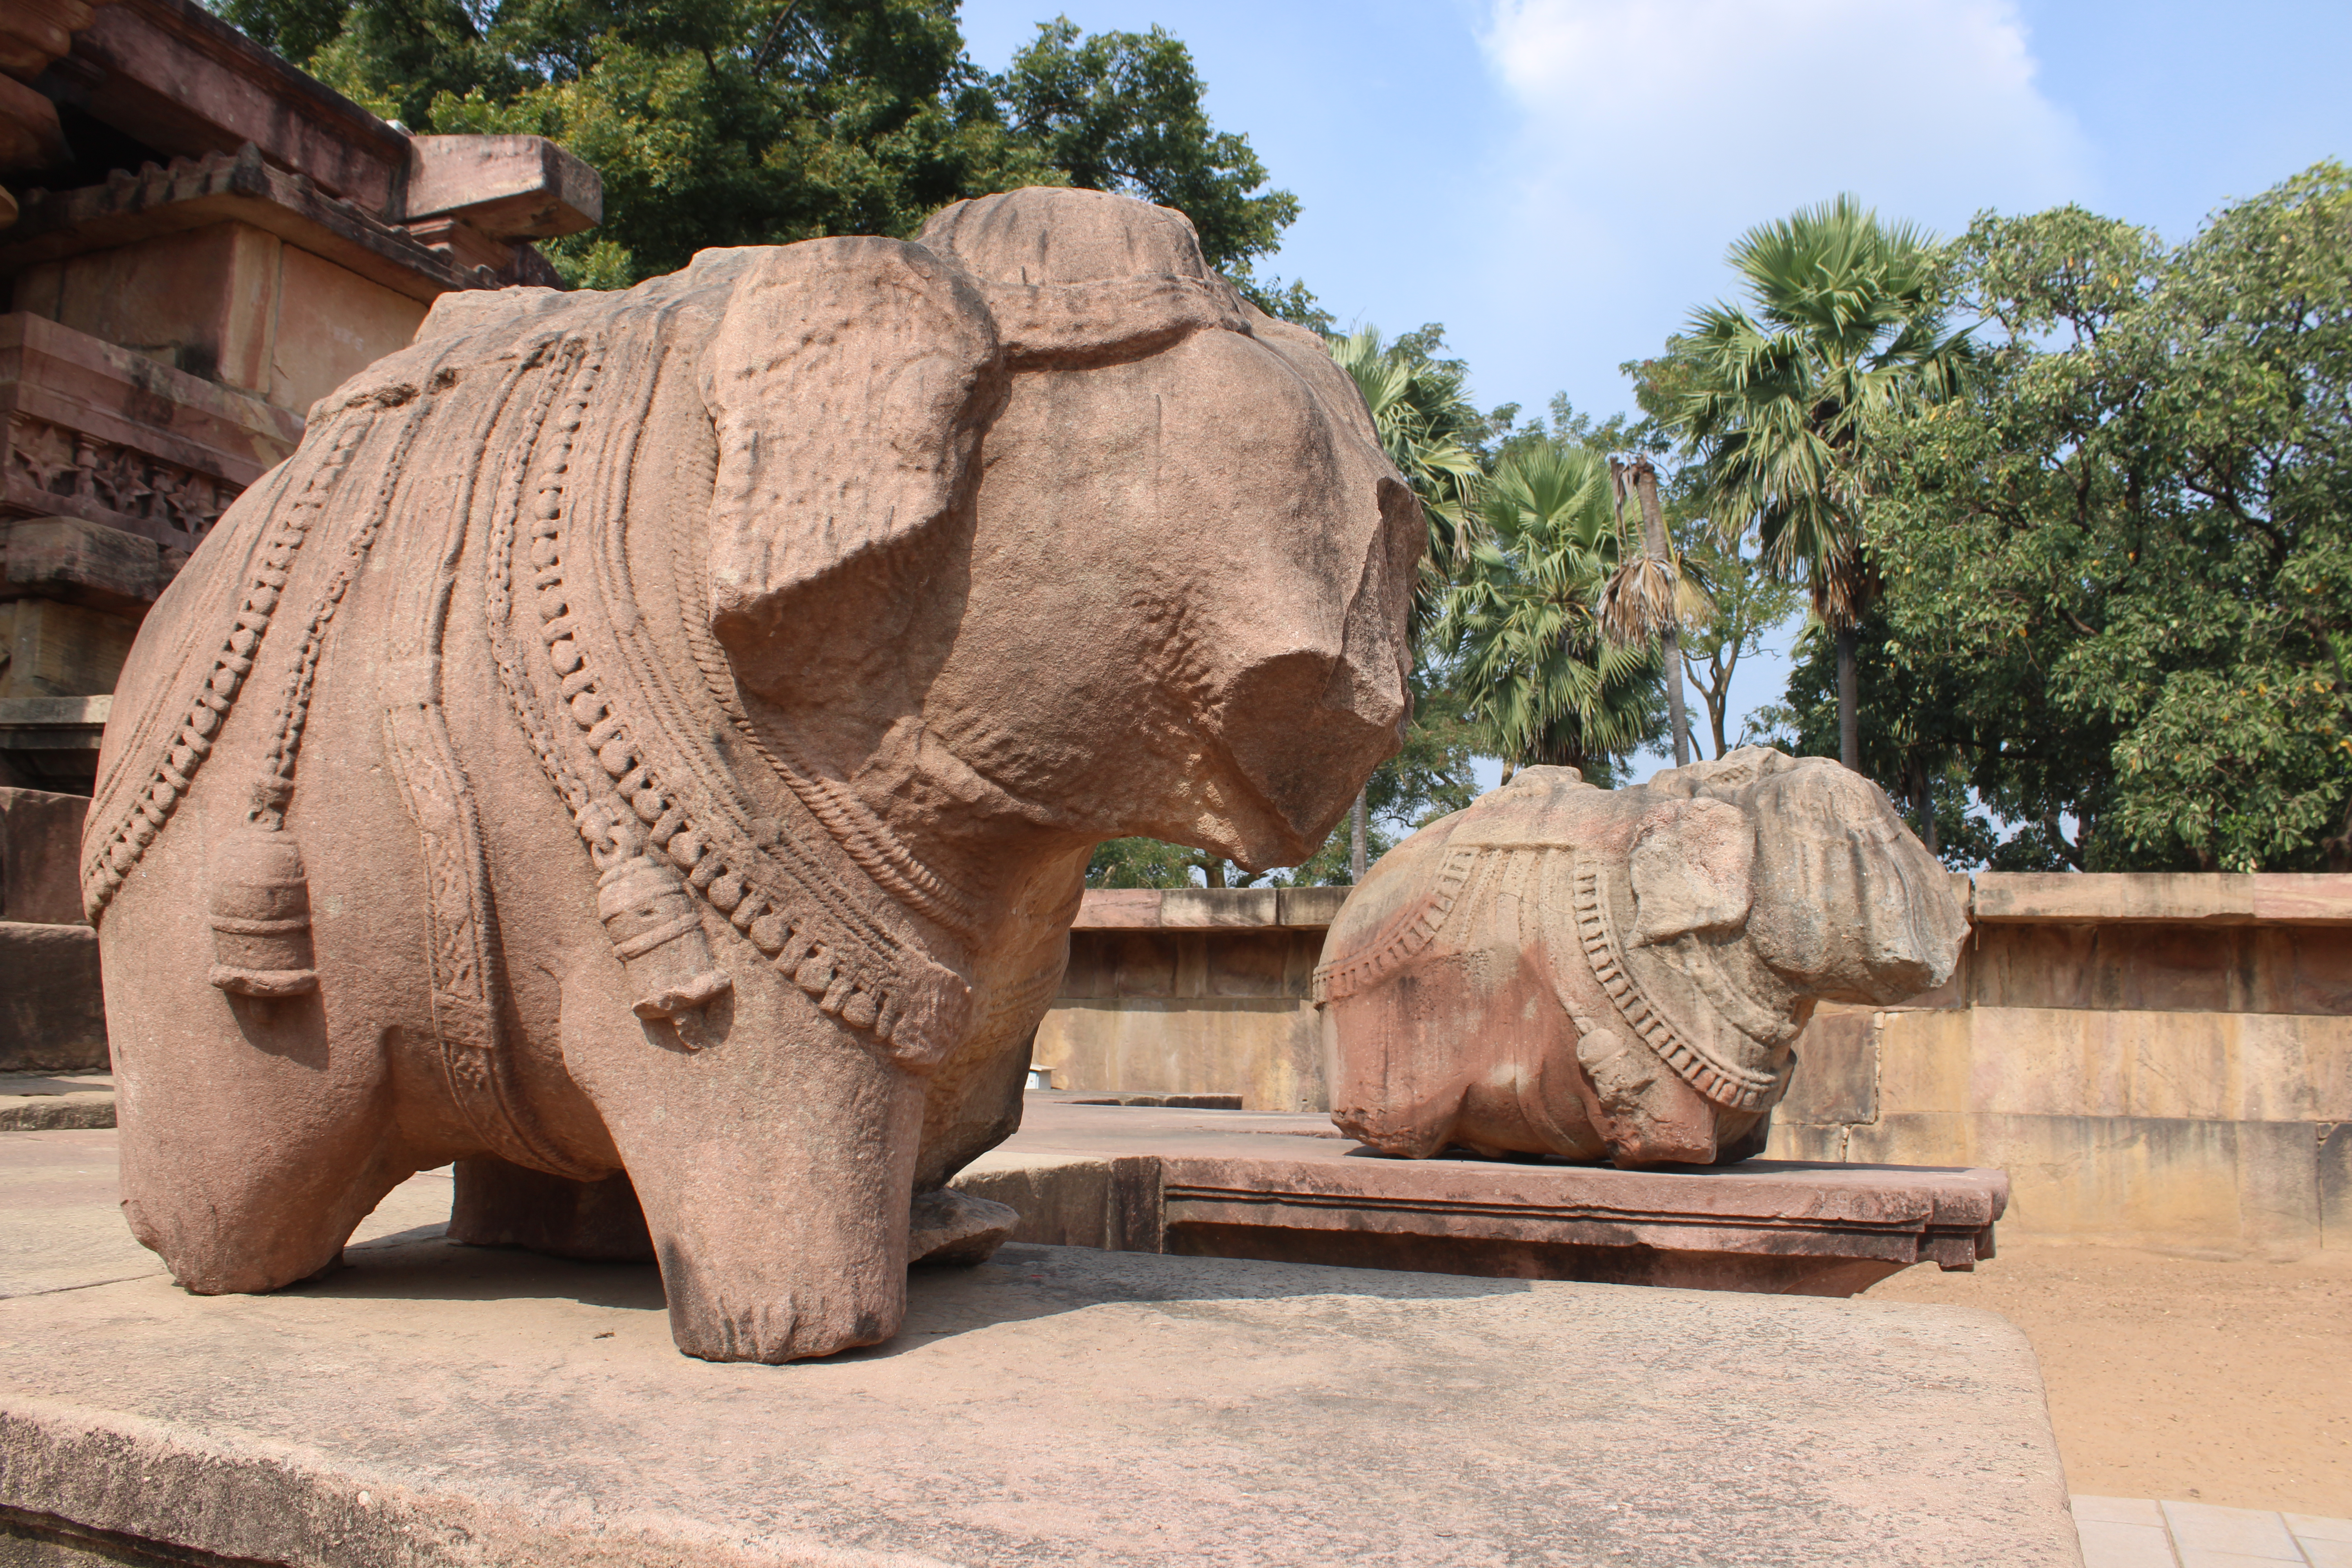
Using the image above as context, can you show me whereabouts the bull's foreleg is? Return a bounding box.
[559,969,926,1362]
[107,945,410,1292]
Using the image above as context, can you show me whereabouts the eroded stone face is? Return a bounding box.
[1316,749,1968,1167]
[83,187,1416,1363]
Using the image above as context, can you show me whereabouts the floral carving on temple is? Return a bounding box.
[5,412,241,543]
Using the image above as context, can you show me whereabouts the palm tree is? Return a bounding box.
[1328,327,1486,875]
[1443,445,1662,778]
[1598,453,1710,766]
[1328,327,1486,639]
[1674,194,1969,771]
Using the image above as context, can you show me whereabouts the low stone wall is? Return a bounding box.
[1034,874,2352,1257]
[1031,887,1345,1113]
[1771,874,2351,1259]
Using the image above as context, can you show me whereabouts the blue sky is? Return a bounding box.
[962,0,2352,782]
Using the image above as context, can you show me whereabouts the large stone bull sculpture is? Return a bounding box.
[86,187,1418,1361]
[1316,751,1967,1167]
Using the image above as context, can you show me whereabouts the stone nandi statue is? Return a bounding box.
[1316,751,1967,1167]
[88,187,1418,1362]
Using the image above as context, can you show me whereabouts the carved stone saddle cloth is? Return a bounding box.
[1314,831,1794,1116]
[85,274,973,1176]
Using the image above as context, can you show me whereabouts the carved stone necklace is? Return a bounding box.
[1563,855,1792,1114]
[480,305,975,1071]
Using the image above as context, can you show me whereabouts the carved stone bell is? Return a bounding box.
[207,829,319,996]
[596,854,732,1043]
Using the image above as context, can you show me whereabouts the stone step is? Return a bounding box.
[0,1071,113,1130]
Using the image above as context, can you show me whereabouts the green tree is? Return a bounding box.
[1327,325,1486,642]
[1678,523,1801,760]
[1742,614,2002,867]
[1322,324,1486,875]
[1672,194,1971,773]
[1597,453,1709,766]
[1001,19,1294,276]
[218,0,1314,299]
[1444,444,1664,780]
[1862,165,2352,871]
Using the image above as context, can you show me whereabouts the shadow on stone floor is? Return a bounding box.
[288,1234,1534,1358]
[292,1229,669,1313]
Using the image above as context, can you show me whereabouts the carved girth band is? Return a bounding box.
[1310,845,1481,1006]
[379,345,602,1178]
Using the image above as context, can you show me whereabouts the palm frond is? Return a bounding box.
[1666,193,1971,628]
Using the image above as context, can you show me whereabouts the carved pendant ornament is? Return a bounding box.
[86,316,979,1086]
[476,322,975,1067]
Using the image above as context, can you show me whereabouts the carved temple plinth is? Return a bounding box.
[956,1096,2007,1297]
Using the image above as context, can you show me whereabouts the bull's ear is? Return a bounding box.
[701,236,1002,633]
[1628,797,1755,945]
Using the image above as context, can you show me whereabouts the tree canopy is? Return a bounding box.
[231,0,2352,875]
[1443,443,1666,780]
[218,0,1318,311]
[1670,196,1970,770]
[1858,163,2352,871]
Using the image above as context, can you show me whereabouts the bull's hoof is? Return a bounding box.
[908,1189,1016,1267]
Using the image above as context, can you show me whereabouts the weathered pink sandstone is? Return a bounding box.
[86,187,1418,1362]
[1319,750,1969,1167]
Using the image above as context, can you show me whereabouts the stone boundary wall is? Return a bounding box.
[1033,887,1345,1113]
[1035,875,2352,1257]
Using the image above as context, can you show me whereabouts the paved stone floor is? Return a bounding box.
[13,1110,2347,1565]
[2075,1497,2352,1566]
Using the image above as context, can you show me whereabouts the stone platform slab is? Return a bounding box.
[953,1099,2009,1296]
[0,1130,2077,1568]
[0,1075,113,1132]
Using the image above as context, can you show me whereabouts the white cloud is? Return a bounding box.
[1482,0,2086,224]
[1448,0,2089,431]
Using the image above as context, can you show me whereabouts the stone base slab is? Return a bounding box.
[952,1099,2007,1296]
[0,1130,2079,1567]
[0,1073,111,1131]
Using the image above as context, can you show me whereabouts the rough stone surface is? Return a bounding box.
[0,1134,2080,1568]
[86,187,1417,1363]
[3,517,172,616]
[953,1098,2005,1296]
[0,788,85,924]
[0,697,108,794]
[402,134,603,239]
[1039,922,1326,1111]
[0,922,103,1071]
[0,309,301,553]
[1318,750,1969,1168]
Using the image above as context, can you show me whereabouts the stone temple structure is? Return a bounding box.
[0,0,598,1073]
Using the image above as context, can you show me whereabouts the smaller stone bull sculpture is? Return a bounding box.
[1316,750,1967,1167]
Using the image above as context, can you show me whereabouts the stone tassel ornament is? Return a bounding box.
[207,828,319,996]
[596,855,733,1046]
